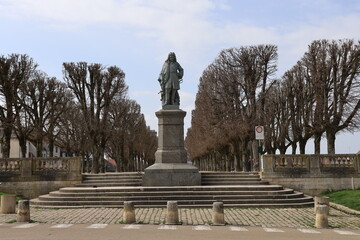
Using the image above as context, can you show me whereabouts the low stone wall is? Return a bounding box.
[261,154,360,196]
[0,157,82,199]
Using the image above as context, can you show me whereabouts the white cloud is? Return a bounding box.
[276,13,360,75]
[2,0,359,145]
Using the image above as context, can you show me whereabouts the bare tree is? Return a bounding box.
[297,39,360,153]
[282,63,314,154]
[63,62,128,173]
[323,40,360,153]
[0,54,37,158]
[186,45,278,171]
[43,79,73,157]
[20,72,60,157]
[107,99,139,172]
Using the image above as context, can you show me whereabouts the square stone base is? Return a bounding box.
[142,163,201,186]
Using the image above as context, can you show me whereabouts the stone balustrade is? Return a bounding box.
[0,159,22,173]
[0,157,81,180]
[263,154,359,176]
[262,154,360,195]
[0,157,82,199]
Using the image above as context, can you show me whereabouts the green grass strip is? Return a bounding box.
[0,192,23,203]
[322,190,360,211]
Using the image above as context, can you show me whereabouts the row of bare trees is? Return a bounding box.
[185,39,360,171]
[0,54,157,173]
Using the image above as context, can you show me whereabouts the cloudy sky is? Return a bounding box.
[1,0,359,153]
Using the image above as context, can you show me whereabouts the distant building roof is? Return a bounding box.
[106,159,117,167]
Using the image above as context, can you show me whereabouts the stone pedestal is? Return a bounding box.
[143,109,201,186]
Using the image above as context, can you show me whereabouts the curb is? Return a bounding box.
[330,202,360,216]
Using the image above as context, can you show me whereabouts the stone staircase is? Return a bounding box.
[201,172,267,185]
[30,172,314,208]
[75,172,143,187]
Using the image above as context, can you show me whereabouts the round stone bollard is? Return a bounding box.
[315,205,329,228]
[123,201,136,224]
[0,195,16,214]
[314,196,330,213]
[212,202,224,225]
[166,201,179,225]
[17,200,30,222]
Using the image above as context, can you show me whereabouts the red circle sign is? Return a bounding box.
[255,126,263,133]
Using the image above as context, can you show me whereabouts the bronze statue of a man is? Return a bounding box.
[158,52,184,106]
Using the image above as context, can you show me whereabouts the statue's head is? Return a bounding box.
[167,52,177,62]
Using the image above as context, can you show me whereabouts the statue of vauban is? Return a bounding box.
[158,52,184,107]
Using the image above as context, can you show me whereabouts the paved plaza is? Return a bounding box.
[1,207,359,229]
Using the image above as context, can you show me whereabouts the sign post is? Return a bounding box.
[255,126,264,172]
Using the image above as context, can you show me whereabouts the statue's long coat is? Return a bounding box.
[159,61,183,90]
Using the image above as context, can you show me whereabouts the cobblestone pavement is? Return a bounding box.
[1,207,359,229]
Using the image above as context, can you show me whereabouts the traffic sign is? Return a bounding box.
[255,126,264,140]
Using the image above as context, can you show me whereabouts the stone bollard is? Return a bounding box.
[212,202,224,225]
[17,200,30,222]
[166,201,179,225]
[0,195,16,214]
[314,196,330,213]
[123,201,136,224]
[315,205,329,228]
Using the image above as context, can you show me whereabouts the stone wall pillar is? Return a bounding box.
[0,195,16,214]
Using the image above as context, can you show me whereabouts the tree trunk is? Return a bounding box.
[291,142,297,155]
[279,148,286,154]
[251,140,259,171]
[2,127,12,158]
[314,132,322,154]
[299,139,307,154]
[91,151,100,174]
[115,155,121,172]
[326,131,336,154]
[81,153,86,173]
[49,139,54,157]
[18,137,27,158]
[36,140,43,157]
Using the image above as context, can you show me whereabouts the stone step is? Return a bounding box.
[201,171,259,175]
[201,176,260,180]
[30,171,314,208]
[31,196,313,207]
[81,179,143,183]
[48,189,295,197]
[201,181,269,185]
[39,192,304,202]
[75,183,142,187]
[83,172,142,176]
[59,185,286,193]
[202,177,262,180]
[202,174,260,177]
[29,201,314,209]
[83,176,142,180]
